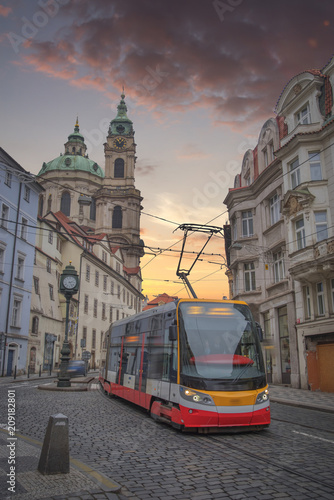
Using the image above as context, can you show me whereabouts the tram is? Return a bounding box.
[99,299,270,432]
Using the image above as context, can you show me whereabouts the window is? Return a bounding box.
[0,245,5,274]
[331,279,334,312]
[315,211,328,242]
[5,170,12,187]
[304,285,311,319]
[84,294,89,314]
[93,299,98,317]
[33,277,40,294]
[90,198,96,221]
[114,158,124,178]
[49,284,54,301]
[242,211,253,237]
[244,262,256,291]
[11,296,22,327]
[273,251,284,283]
[103,275,107,291]
[24,186,30,202]
[46,258,51,273]
[117,285,121,299]
[102,251,107,263]
[296,105,310,125]
[309,151,322,181]
[102,303,106,320]
[95,270,99,287]
[83,326,87,343]
[47,195,52,212]
[116,262,121,273]
[31,316,39,335]
[110,280,114,295]
[112,206,122,228]
[316,282,325,316]
[60,191,71,216]
[16,255,25,280]
[92,329,96,349]
[109,305,113,323]
[21,218,28,240]
[48,231,53,244]
[38,195,44,217]
[270,194,280,225]
[1,204,9,229]
[290,158,300,188]
[86,264,90,282]
[296,218,306,250]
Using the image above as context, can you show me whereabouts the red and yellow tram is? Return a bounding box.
[99,299,270,432]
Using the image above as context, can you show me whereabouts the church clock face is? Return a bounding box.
[113,137,127,151]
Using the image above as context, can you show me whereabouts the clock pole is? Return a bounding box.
[58,262,80,388]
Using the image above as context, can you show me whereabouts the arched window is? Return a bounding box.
[47,194,52,212]
[114,158,124,178]
[32,316,39,335]
[38,195,44,217]
[90,198,96,221]
[60,191,71,216]
[112,206,122,228]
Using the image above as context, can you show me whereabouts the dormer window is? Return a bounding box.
[296,104,310,125]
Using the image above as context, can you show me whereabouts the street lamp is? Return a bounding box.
[57,262,79,387]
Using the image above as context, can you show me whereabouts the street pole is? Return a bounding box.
[57,293,71,388]
[57,262,80,388]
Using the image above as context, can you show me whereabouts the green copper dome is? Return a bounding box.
[37,119,104,178]
[38,155,104,178]
[109,92,133,136]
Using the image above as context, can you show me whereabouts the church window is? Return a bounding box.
[90,198,96,220]
[114,158,124,178]
[47,195,52,212]
[60,191,71,216]
[112,206,122,228]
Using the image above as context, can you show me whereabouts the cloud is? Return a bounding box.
[176,143,211,161]
[0,4,11,16]
[12,0,334,128]
[136,163,157,176]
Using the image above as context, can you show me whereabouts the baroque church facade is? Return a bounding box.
[37,93,144,272]
[27,94,144,373]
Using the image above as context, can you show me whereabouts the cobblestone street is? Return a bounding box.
[1,378,334,499]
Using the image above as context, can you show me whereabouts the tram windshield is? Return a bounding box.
[178,302,266,390]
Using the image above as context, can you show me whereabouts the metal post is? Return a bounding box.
[57,294,71,387]
[39,365,41,377]
[28,365,30,378]
[13,366,16,380]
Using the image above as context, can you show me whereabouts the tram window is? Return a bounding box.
[150,315,162,334]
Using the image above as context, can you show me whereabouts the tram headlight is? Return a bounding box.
[255,389,269,404]
[180,387,215,405]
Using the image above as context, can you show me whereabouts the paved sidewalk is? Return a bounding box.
[0,431,130,500]
[269,384,334,413]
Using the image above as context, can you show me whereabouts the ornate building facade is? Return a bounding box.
[26,94,144,373]
[224,55,334,392]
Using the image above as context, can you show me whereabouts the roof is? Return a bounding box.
[143,293,178,310]
[37,154,104,178]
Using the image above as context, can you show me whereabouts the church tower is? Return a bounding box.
[95,93,144,268]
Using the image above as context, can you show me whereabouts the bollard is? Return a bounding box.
[28,365,30,379]
[39,365,42,377]
[13,366,16,379]
[38,413,70,475]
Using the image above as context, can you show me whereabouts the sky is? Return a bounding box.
[0,0,333,301]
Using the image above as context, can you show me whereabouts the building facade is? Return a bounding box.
[0,147,43,376]
[224,55,334,391]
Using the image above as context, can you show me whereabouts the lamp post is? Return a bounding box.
[57,262,79,387]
